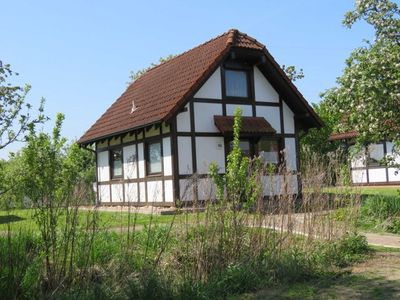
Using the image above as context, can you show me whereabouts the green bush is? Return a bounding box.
[359,193,400,233]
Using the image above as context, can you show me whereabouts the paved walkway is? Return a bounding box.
[363,232,400,249]
[255,211,400,249]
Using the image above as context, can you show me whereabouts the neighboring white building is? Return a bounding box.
[78,29,322,206]
[330,132,400,185]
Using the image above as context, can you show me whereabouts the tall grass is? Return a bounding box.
[0,123,366,298]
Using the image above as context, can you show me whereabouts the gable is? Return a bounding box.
[194,67,222,99]
[78,29,322,145]
[253,67,279,103]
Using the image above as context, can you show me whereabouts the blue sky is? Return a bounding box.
[1,0,374,158]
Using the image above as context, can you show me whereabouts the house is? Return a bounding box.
[78,29,322,206]
[329,132,400,185]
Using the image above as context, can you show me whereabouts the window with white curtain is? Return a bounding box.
[225,69,249,98]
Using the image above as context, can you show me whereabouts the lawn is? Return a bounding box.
[0,208,185,232]
[321,186,399,197]
[359,186,399,197]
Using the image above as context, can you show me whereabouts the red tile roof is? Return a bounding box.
[328,131,359,141]
[78,29,321,144]
[214,115,276,135]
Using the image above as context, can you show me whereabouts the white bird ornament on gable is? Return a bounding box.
[130,100,137,114]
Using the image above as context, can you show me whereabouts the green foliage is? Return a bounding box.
[0,227,370,300]
[358,193,400,233]
[343,0,400,44]
[282,64,305,82]
[0,115,95,209]
[313,233,370,268]
[300,100,342,157]
[209,107,262,208]
[322,0,400,151]
[0,61,47,150]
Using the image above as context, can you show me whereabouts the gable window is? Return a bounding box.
[146,140,162,175]
[110,149,123,179]
[257,138,280,166]
[225,69,249,98]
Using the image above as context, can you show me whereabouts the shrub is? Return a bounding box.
[359,193,400,233]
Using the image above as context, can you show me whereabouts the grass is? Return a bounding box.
[359,186,399,197]
[235,247,400,299]
[321,186,399,197]
[0,208,183,232]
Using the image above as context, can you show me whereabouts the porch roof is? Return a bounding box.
[214,115,276,136]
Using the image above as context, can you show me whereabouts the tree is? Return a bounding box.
[300,100,342,157]
[0,61,46,150]
[127,54,176,84]
[0,113,95,209]
[323,0,400,149]
[282,65,305,82]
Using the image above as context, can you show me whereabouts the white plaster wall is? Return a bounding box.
[282,101,295,134]
[123,145,137,179]
[138,143,145,178]
[194,67,222,99]
[164,180,174,202]
[197,178,217,200]
[387,142,400,164]
[368,168,387,183]
[284,138,297,171]
[99,185,110,202]
[177,104,191,132]
[147,181,163,202]
[351,170,367,184]
[253,67,279,102]
[262,175,298,196]
[388,168,400,182]
[163,137,172,176]
[178,136,193,175]
[125,183,138,202]
[255,106,281,134]
[226,104,253,117]
[196,137,225,174]
[97,151,110,182]
[349,146,366,168]
[180,179,194,201]
[139,182,146,202]
[194,102,222,132]
[111,184,124,202]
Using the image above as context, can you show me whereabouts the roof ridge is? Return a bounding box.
[234,30,266,49]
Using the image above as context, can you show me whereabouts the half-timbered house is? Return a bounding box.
[329,132,400,186]
[78,29,322,205]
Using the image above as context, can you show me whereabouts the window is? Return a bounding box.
[229,139,251,157]
[146,140,162,174]
[257,138,280,165]
[110,149,123,179]
[367,143,384,167]
[225,69,249,98]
